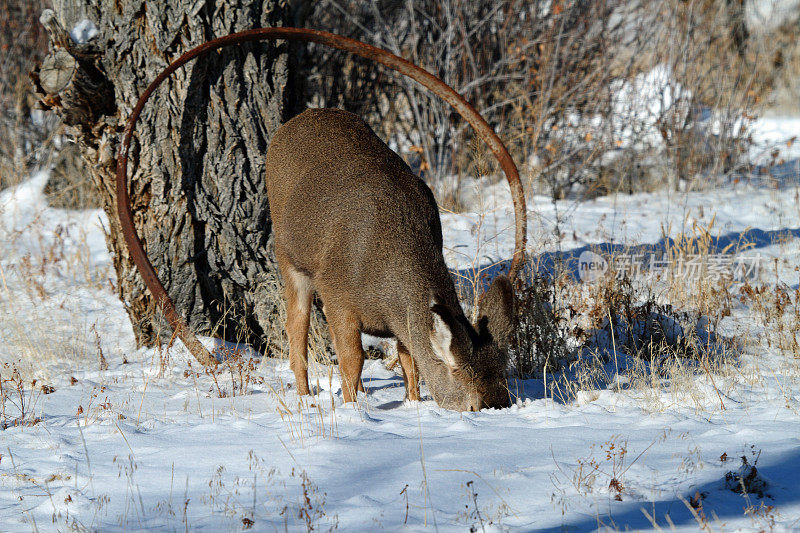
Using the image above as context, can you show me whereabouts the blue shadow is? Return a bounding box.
[456,226,800,296]
[751,157,800,184]
[522,446,800,531]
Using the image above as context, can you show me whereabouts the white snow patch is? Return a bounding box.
[609,65,690,149]
[69,18,99,44]
[2,160,800,529]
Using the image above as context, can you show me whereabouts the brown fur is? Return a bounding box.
[265,108,514,410]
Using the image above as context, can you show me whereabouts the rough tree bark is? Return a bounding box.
[33,0,327,357]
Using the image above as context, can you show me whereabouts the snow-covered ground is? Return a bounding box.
[1,117,800,531]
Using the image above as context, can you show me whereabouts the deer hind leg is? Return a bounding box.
[282,263,313,396]
[325,318,364,393]
[323,306,365,403]
[397,341,420,401]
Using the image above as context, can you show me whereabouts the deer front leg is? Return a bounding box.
[282,264,313,396]
[397,341,420,401]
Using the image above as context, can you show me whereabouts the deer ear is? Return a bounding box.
[430,305,457,369]
[477,275,515,347]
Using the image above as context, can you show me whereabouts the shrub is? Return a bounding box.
[302,0,790,201]
[0,0,53,189]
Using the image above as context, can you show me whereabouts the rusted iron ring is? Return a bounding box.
[116,27,527,366]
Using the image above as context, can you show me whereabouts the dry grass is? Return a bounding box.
[0,0,55,190]
[302,0,796,202]
[43,142,98,209]
[0,198,112,385]
[0,1,97,210]
[506,220,769,411]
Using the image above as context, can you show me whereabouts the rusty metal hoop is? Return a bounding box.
[116,27,527,366]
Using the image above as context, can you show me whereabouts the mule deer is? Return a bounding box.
[265,108,515,411]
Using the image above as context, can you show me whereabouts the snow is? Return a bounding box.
[609,65,690,150]
[69,19,99,45]
[2,119,800,530]
[749,116,800,182]
[747,0,800,32]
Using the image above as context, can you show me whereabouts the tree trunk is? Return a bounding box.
[33,0,328,358]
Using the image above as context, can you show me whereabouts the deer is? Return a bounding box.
[265,108,518,411]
